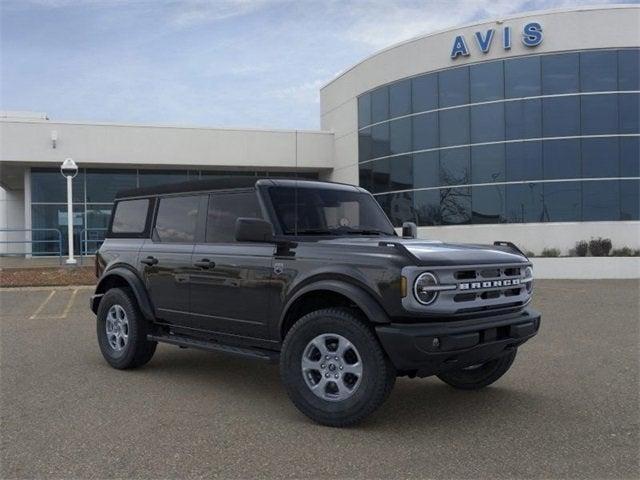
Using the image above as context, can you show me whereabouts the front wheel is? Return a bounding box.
[436,349,517,390]
[280,308,396,427]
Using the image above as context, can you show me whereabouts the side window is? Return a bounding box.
[206,191,263,243]
[111,199,149,234]
[154,195,199,243]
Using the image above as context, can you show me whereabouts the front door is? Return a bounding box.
[189,190,276,339]
[139,194,201,325]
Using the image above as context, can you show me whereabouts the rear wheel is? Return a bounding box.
[436,349,517,390]
[96,288,157,369]
[280,308,395,427]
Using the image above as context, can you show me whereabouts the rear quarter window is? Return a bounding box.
[111,199,150,234]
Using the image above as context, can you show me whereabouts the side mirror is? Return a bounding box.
[402,222,417,239]
[235,217,274,243]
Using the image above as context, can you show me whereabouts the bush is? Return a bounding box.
[541,247,561,257]
[610,247,639,257]
[574,240,589,257]
[588,237,612,257]
[525,250,536,258]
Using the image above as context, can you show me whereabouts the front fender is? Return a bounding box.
[92,267,155,320]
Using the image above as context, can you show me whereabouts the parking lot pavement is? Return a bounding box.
[1,281,638,479]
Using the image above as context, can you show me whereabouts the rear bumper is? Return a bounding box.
[375,308,541,377]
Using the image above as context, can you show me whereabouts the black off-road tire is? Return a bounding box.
[436,349,517,390]
[280,308,396,427]
[96,287,157,369]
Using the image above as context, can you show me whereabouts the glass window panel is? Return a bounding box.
[85,169,137,203]
[621,137,640,177]
[580,51,617,92]
[506,142,543,182]
[139,170,189,188]
[31,204,84,255]
[440,187,471,225]
[439,108,469,147]
[200,171,254,178]
[544,139,581,180]
[439,67,469,108]
[505,183,543,223]
[582,138,619,178]
[413,152,440,189]
[31,168,84,203]
[414,189,441,226]
[371,123,390,159]
[389,79,411,118]
[541,53,579,94]
[154,195,200,243]
[358,93,371,128]
[470,103,504,143]
[542,96,580,137]
[389,155,413,191]
[412,74,438,113]
[505,98,542,140]
[412,112,438,151]
[111,199,149,233]
[583,180,620,221]
[472,185,505,224]
[470,61,504,102]
[372,158,391,194]
[440,148,470,186]
[389,117,412,155]
[359,163,373,192]
[387,191,417,227]
[84,205,111,253]
[619,93,640,134]
[505,56,541,98]
[619,49,640,91]
[581,94,618,135]
[206,192,263,243]
[620,179,640,220]
[471,144,505,184]
[358,128,373,162]
[543,182,581,222]
[371,87,389,123]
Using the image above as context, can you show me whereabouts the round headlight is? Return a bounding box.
[524,266,534,293]
[414,272,439,305]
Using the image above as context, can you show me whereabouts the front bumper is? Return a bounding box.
[376,308,541,377]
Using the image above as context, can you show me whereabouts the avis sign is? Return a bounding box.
[450,22,543,59]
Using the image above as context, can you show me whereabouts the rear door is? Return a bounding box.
[190,189,276,339]
[139,194,201,325]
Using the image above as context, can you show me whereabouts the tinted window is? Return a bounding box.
[544,139,581,180]
[506,142,543,182]
[206,191,263,243]
[618,49,640,90]
[371,123,390,158]
[413,152,440,189]
[542,96,580,137]
[440,148,469,186]
[583,180,620,221]
[472,185,505,224]
[543,182,581,222]
[111,199,149,233]
[86,169,137,203]
[580,51,617,92]
[439,108,469,147]
[414,189,441,225]
[470,61,504,102]
[542,53,579,94]
[389,79,411,117]
[371,87,389,123]
[620,179,640,220]
[505,99,541,140]
[412,74,438,112]
[139,170,189,188]
[359,162,373,192]
[505,183,543,223]
[389,117,412,155]
[470,103,504,143]
[358,94,371,128]
[619,93,640,134]
[358,128,372,162]
[440,187,471,225]
[582,138,619,178]
[412,112,439,151]
[471,144,505,184]
[155,195,199,242]
[390,155,413,191]
[372,158,391,194]
[439,67,469,107]
[581,94,618,135]
[505,56,540,98]
[31,168,84,203]
[621,137,640,177]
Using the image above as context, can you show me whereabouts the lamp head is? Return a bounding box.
[60,158,78,178]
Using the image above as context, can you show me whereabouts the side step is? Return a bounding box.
[147,334,279,363]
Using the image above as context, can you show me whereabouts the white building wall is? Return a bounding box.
[0,186,25,254]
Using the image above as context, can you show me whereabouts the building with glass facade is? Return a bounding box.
[1,5,639,257]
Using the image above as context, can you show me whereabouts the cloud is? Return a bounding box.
[168,0,280,28]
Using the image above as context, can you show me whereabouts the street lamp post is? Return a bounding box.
[60,158,78,265]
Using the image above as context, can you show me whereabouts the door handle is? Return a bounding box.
[141,256,158,266]
[194,259,215,269]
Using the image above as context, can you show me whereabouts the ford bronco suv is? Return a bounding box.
[91,178,541,426]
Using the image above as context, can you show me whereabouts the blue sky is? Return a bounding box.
[1,0,635,129]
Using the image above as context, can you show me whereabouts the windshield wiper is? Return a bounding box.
[342,229,388,235]
[294,228,334,235]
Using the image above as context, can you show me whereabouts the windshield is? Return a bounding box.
[268,186,396,236]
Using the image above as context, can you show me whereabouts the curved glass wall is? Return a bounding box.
[357,49,640,226]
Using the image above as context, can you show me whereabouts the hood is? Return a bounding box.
[317,237,528,266]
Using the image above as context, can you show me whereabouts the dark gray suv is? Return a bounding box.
[91,178,541,426]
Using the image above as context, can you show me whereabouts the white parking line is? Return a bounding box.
[56,288,79,319]
[29,290,56,319]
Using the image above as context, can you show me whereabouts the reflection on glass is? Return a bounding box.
[371,87,389,123]
[439,108,469,147]
[506,183,543,223]
[32,168,84,203]
[583,180,620,221]
[542,53,579,94]
[139,170,189,187]
[470,103,505,143]
[470,61,504,102]
[439,67,469,108]
[582,138,619,178]
[580,51,617,92]
[620,179,640,220]
[371,123,390,159]
[388,192,416,227]
[581,94,619,135]
[31,204,84,255]
[471,144,505,184]
[440,187,471,225]
[413,152,440,189]
[86,169,137,203]
[620,137,640,177]
[389,118,412,155]
[543,139,580,180]
[505,56,540,98]
[542,96,580,137]
[543,182,581,221]
[472,185,505,224]
[506,142,543,182]
[619,93,640,134]
[372,158,391,194]
[412,112,439,151]
[390,79,411,118]
[359,128,372,162]
[412,74,438,113]
[390,155,413,191]
[414,189,441,226]
[358,94,371,128]
[440,148,470,186]
[505,99,541,140]
[618,49,640,91]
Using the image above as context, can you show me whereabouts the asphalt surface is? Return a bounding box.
[1,281,638,479]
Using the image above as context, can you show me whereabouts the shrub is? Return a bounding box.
[574,240,589,257]
[588,237,612,257]
[541,247,561,257]
[610,247,637,257]
[525,250,536,258]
